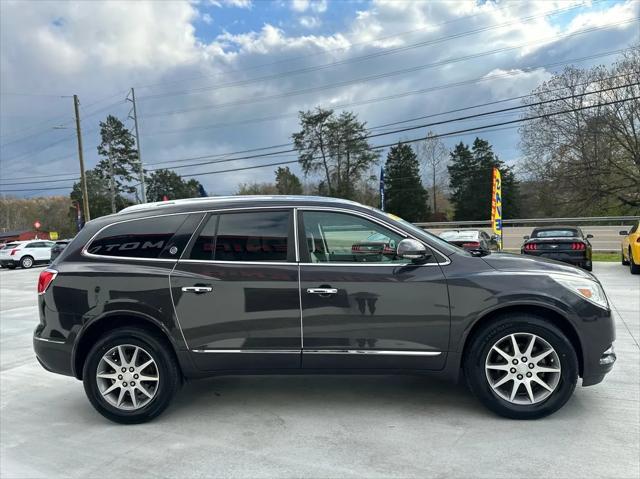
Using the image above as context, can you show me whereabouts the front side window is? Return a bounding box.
[302,211,405,263]
[87,215,188,258]
[189,210,290,262]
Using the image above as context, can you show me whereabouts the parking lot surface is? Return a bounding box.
[1,263,638,478]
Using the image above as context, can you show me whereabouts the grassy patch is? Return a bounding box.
[592,252,621,262]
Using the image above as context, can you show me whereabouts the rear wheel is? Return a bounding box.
[20,256,34,269]
[631,248,640,275]
[83,327,180,424]
[464,314,578,419]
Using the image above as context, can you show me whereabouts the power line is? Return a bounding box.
[140,22,635,119]
[138,2,602,101]
[2,79,635,186]
[140,49,629,140]
[135,0,604,92]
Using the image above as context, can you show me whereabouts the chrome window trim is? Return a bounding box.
[82,206,296,263]
[81,204,450,266]
[296,206,450,266]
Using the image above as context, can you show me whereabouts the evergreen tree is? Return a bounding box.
[384,143,430,222]
[95,115,141,213]
[275,167,303,195]
[448,138,520,221]
[145,169,203,202]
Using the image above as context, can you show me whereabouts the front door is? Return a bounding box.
[298,209,450,370]
[170,209,302,371]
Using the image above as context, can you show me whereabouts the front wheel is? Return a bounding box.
[83,327,180,424]
[464,315,578,419]
[20,256,34,269]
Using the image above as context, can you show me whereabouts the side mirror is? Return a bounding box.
[523,235,530,240]
[397,238,430,263]
[491,234,500,242]
[586,234,594,239]
[619,230,628,236]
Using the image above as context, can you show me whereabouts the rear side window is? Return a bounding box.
[189,210,290,262]
[87,215,188,259]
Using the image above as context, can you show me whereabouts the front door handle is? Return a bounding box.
[182,286,213,294]
[306,288,338,295]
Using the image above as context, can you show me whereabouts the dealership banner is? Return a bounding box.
[491,167,503,250]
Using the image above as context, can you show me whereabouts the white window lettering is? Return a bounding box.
[119,242,140,251]
[141,240,164,250]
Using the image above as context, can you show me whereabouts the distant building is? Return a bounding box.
[0,229,51,244]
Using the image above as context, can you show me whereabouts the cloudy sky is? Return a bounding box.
[0,0,638,198]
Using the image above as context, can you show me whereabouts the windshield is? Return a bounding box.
[369,209,460,255]
[533,229,577,238]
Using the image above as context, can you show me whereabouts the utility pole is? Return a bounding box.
[73,95,91,222]
[128,88,146,203]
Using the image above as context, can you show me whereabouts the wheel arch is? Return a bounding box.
[461,304,584,377]
[72,312,183,380]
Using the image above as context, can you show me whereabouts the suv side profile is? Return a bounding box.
[0,240,54,269]
[34,196,616,424]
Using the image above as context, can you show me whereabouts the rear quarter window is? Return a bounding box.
[86,215,192,259]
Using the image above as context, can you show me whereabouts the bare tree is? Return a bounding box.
[416,131,448,215]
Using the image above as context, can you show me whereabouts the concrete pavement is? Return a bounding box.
[1,263,638,478]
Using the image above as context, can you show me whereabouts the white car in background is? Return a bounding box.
[0,240,55,269]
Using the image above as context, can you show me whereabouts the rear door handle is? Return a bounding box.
[306,288,338,295]
[182,286,213,294]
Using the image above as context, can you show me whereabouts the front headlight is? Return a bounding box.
[550,274,609,309]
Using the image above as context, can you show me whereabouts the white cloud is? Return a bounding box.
[0,0,637,196]
[209,0,252,8]
[299,16,321,29]
[202,13,213,24]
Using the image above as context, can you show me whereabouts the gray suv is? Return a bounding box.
[34,196,616,423]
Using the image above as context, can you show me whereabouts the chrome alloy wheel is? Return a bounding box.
[485,333,561,405]
[96,344,159,410]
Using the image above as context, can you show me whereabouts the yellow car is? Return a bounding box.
[620,220,640,274]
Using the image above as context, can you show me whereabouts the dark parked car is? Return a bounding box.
[49,239,71,263]
[439,229,499,254]
[35,196,615,424]
[521,226,593,271]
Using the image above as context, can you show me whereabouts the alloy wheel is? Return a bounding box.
[485,333,561,405]
[96,344,159,410]
[22,257,33,268]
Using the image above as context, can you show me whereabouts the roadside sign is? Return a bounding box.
[50,232,59,240]
[34,221,41,229]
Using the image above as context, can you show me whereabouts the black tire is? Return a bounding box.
[464,314,578,420]
[82,327,180,424]
[622,248,630,266]
[584,262,592,272]
[631,249,640,275]
[20,255,34,269]
[7,264,16,270]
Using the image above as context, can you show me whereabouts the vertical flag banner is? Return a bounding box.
[491,167,503,250]
[379,166,385,211]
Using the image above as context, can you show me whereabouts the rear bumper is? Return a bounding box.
[0,260,18,267]
[522,251,590,267]
[33,331,74,377]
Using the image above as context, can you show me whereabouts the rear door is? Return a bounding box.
[170,208,302,371]
[298,208,450,370]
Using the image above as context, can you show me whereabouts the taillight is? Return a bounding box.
[571,242,586,250]
[524,243,537,251]
[10,248,18,256]
[462,242,481,249]
[37,269,57,295]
